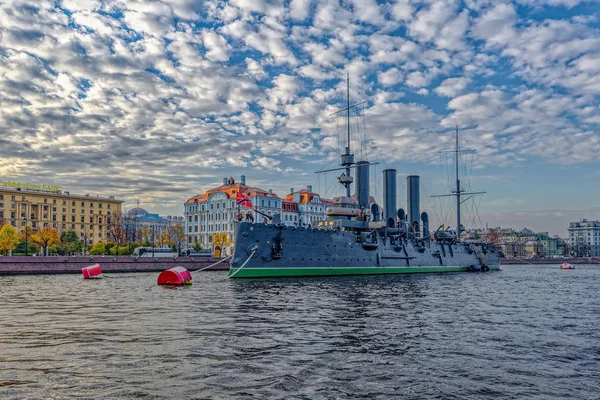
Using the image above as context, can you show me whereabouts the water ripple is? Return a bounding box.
[0,265,599,399]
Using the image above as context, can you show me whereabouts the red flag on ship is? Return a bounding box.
[236,192,253,208]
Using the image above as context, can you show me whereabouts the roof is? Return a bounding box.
[185,181,281,205]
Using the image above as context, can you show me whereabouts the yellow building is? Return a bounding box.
[0,183,123,246]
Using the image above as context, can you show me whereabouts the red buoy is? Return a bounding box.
[157,266,192,285]
[82,264,103,279]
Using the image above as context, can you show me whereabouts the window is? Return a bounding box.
[81,202,85,207]
[0,211,3,218]
[188,216,192,223]
[194,215,198,222]
[81,209,84,214]
[53,199,56,204]
[0,195,3,200]
[90,203,94,208]
[71,216,75,222]
[72,209,75,213]
[11,204,15,209]
[89,210,93,214]
[62,216,66,222]
[62,200,66,205]
[44,198,47,203]
[107,204,111,209]
[0,203,3,208]
[188,226,192,233]
[11,196,15,201]
[52,207,56,212]
[89,217,94,223]
[52,215,56,221]
[72,201,75,206]
[99,203,102,208]
[62,208,66,212]
[99,217,102,224]
[81,216,85,223]
[195,226,198,232]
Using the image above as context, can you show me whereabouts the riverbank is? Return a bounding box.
[0,256,229,275]
[501,257,600,265]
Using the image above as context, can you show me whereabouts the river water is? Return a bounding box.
[1,265,598,399]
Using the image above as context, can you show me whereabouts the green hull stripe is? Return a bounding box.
[229,266,500,278]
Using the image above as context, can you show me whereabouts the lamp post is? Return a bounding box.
[23,216,28,256]
[152,224,155,258]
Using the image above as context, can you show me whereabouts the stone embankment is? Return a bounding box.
[0,256,229,275]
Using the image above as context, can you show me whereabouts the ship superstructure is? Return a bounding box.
[228,77,500,278]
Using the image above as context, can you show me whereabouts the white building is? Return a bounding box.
[185,176,325,255]
[568,219,600,256]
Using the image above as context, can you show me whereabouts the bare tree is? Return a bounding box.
[107,212,126,255]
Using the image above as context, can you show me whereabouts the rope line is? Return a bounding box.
[191,254,233,274]
[228,249,258,278]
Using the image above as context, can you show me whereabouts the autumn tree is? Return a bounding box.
[0,224,19,255]
[212,232,233,257]
[483,228,500,245]
[169,223,185,254]
[107,213,126,256]
[139,225,152,246]
[31,227,60,256]
[193,238,203,252]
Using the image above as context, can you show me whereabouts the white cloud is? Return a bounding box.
[434,77,471,97]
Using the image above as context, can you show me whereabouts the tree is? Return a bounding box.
[157,230,172,248]
[0,224,19,255]
[212,232,233,257]
[483,228,500,245]
[60,229,83,255]
[193,238,203,252]
[107,213,126,256]
[89,241,106,255]
[169,223,185,254]
[31,228,60,256]
[139,225,151,244]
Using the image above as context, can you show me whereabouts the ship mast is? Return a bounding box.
[433,126,484,242]
[316,74,367,199]
[455,126,461,241]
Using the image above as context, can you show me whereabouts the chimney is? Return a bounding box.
[223,178,227,185]
[240,175,246,185]
[307,185,313,192]
[268,189,273,196]
[290,188,294,194]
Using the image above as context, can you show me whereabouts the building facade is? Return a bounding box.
[184,177,328,254]
[568,219,600,257]
[0,184,123,245]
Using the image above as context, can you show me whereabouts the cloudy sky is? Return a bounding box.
[1,0,599,235]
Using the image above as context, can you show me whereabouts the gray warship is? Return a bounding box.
[228,78,500,279]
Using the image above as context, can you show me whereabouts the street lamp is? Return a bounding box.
[23,216,28,256]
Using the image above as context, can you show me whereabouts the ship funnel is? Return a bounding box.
[355,161,370,209]
[421,212,430,239]
[407,175,420,236]
[383,169,397,228]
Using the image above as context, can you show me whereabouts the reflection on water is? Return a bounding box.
[1,266,599,399]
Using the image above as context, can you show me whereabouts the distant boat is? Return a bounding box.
[560,262,574,270]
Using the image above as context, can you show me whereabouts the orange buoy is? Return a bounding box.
[82,264,103,279]
[157,266,192,285]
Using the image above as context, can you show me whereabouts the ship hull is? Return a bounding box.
[229,223,501,279]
